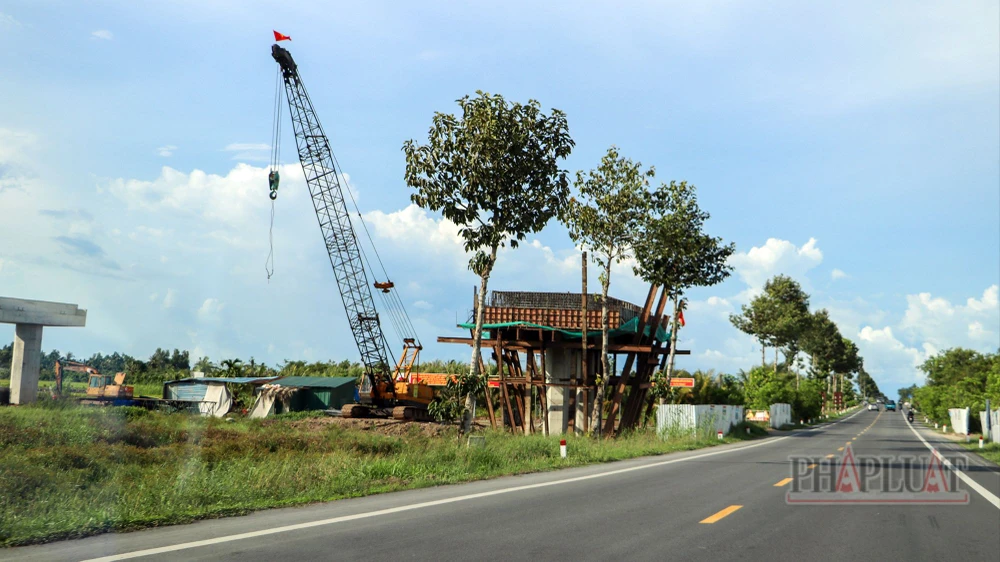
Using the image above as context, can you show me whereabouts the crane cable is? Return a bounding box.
[265,66,283,281]
[332,148,421,348]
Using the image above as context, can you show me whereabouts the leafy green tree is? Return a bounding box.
[743,366,794,409]
[759,275,811,372]
[219,359,244,378]
[730,295,774,367]
[632,180,735,404]
[563,146,654,435]
[404,90,574,433]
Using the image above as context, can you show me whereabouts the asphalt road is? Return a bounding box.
[6,409,1000,562]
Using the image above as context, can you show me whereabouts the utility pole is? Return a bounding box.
[581,251,588,435]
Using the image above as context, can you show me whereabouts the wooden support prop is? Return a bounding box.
[497,342,516,433]
[540,344,549,436]
[480,355,497,429]
[620,290,669,432]
[604,284,659,435]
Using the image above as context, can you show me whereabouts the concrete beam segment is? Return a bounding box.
[0,297,87,327]
[11,323,43,404]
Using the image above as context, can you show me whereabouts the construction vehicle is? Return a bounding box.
[54,360,134,400]
[270,42,446,421]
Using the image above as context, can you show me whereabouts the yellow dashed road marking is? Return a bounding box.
[774,478,793,487]
[700,505,743,524]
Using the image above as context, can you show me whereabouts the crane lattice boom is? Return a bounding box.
[271,44,392,395]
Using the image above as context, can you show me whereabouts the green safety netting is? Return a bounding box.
[457,316,669,342]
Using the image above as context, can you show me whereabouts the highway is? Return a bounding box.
[6,409,999,561]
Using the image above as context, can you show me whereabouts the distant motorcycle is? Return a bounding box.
[907,411,914,423]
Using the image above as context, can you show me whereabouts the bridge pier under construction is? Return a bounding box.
[0,297,87,404]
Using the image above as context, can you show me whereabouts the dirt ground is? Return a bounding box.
[285,415,492,437]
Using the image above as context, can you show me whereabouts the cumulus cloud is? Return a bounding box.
[851,285,999,388]
[831,268,848,280]
[157,145,177,157]
[197,298,224,321]
[897,285,999,351]
[727,237,823,292]
[91,30,113,40]
[365,203,464,252]
[106,163,304,228]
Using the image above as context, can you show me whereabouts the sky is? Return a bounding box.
[1,1,997,396]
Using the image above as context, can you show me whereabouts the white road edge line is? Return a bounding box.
[84,411,865,561]
[905,415,1000,510]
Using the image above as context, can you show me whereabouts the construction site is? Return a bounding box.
[1,40,687,438]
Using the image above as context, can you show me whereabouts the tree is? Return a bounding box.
[404,91,574,433]
[563,146,654,436]
[219,359,244,378]
[800,309,842,378]
[632,181,734,401]
[730,296,772,366]
[759,275,811,372]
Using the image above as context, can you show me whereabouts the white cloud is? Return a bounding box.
[0,12,21,28]
[967,285,999,312]
[727,237,823,292]
[197,298,224,321]
[91,30,113,40]
[157,145,177,157]
[224,143,271,163]
[162,289,177,310]
[897,285,999,351]
[365,203,464,252]
[831,268,848,280]
[106,163,304,228]
[413,300,432,310]
[856,325,932,385]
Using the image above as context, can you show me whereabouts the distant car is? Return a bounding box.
[885,401,896,412]
[868,403,879,411]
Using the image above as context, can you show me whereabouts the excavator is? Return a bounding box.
[54,360,133,399]
[271,42,448,421]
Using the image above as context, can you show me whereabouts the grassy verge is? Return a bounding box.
[0,403,765,547]
[958,439,1000,466]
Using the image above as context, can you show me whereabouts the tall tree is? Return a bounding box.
[632,181,735,399]
[760,275,811,373]
[404,91,574,433]
[562,146,654,435]
[730,296,772,366]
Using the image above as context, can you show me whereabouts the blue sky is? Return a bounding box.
[1,1,997,395]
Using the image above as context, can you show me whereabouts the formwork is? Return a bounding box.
[439,285,688,436]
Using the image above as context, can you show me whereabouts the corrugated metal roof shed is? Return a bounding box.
[167,376,279,385]
[267,376,356,388]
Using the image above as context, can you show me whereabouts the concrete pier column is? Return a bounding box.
[11,323,43,405]
[1,297,86,404]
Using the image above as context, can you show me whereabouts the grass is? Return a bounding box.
[958,439,1000,466]
[0,403,765,547]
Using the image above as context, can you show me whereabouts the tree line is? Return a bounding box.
[0,342,474,387]
[908,348,1000,433]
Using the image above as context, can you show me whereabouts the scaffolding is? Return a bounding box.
[440,285,689,436]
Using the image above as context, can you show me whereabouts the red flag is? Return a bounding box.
[678,309,686,327]
[273,30,291,42]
